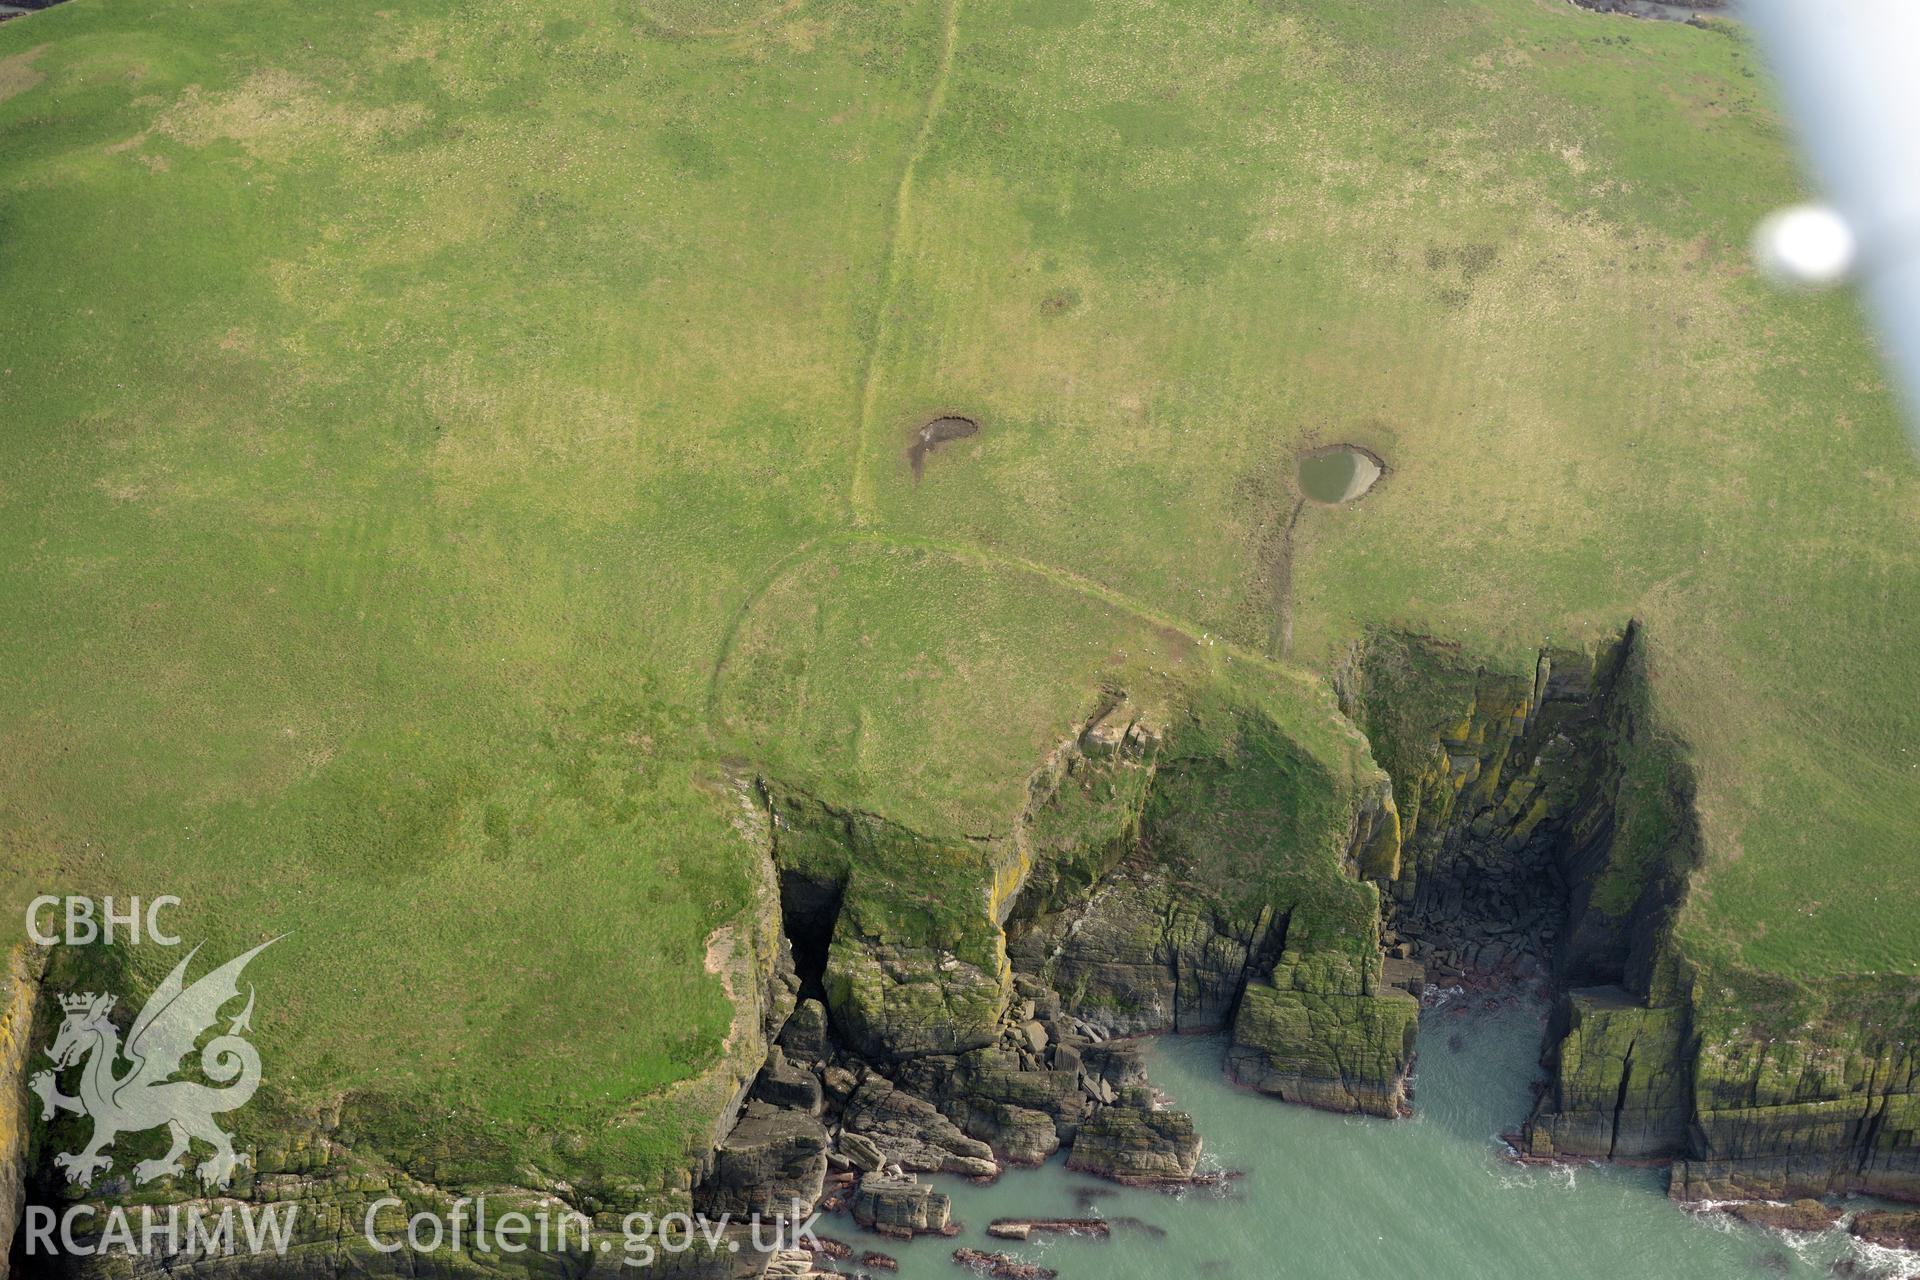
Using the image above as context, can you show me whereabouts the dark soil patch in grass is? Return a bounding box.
[908,415,980,480]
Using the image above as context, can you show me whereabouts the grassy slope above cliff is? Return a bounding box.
[1,0,1915,1191]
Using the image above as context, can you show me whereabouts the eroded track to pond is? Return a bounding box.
[848,0,965,522]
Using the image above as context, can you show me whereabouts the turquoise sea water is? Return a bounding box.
[833,999,1916,1279]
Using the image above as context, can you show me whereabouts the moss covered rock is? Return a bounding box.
[1524,987,1691,1159]
[1063,1090,1201,1184]
[1226,935,1420,1118]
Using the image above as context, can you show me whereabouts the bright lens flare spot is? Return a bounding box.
[1754,203,1857,287]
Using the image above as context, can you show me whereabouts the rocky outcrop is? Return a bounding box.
[840,1078,998,1178]
[2,944,44,1279]
[1009,866,1285,1037]
[1850,1209,1920,1251]
[849,1172,950,1236]
[777,1000,832,1066]
[947,1096,1059,1166]
[764,788,1011,1061]
[693,1101,829,1222]
[823,913,1009,1061]
[752,1047,825,1117]
[1523,988,1690,1159]
[1062,1088,1200,1184]
[1013,692,1410,1117]
[1226,942,1419,1117]
[950,1248,1056,1279]
[1714,1199,1841,1234]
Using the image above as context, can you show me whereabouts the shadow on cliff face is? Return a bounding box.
[779,865,844,1003]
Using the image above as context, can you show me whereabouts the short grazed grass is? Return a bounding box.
[4,0,1916,1192]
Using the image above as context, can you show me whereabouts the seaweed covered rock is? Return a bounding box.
[1849,1210,1920,1252]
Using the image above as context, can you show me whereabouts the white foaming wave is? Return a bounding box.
[1846,1234,1920,1279]
[1489,1162,1582,1194]
[1677,1201,1743,1235]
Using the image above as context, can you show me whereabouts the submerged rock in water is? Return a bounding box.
[952,1247,1058,1279]
[986,1218,1111,1241]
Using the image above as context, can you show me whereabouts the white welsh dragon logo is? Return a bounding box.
[30,939,279,1190]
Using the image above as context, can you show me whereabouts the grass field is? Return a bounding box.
[3,0,1915,1191]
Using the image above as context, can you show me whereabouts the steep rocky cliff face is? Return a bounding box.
[1669,978,1920,1203]
[1336,627,1698,1155]
[751,683,1419,1183]
[763,788,1012,1062]
[1339,627,1918,1203]
[1,945,43,1279]
[1002,694,1418,1118]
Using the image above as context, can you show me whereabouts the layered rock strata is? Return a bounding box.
[1339,628,1919,1203]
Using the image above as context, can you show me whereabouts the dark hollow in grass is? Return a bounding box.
[1297,444,1386,505]
[908,415,980,479]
